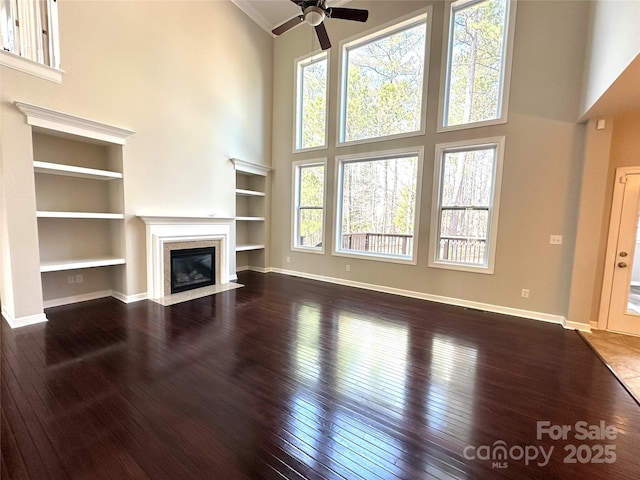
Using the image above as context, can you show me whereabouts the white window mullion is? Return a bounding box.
[47,0,59,68]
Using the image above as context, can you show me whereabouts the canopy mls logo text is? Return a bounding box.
[463,420,618,469]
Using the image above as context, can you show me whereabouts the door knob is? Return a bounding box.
[618,262,628,268]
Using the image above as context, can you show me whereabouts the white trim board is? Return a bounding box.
[268,267,589,332]
[2,306,48,328]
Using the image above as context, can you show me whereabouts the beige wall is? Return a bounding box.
[271,0,590,320]
[0,1,273,320]
[580,0,640,117]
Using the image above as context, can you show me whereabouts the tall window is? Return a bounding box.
[339,11,429,145]
[440,0,516,130]
[336,148,422,263]
[293,159,326,252]
[1,0,60,70]
[295,51,328,151]
[429,138,504,273]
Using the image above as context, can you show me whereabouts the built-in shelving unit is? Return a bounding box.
[16,101,134,306]
[232,158,270,272]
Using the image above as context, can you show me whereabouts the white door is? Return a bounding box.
[607,173,640,335]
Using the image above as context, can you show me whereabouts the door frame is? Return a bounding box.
[598,166,640,330]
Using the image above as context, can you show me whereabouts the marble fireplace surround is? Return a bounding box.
[139,216,238,304]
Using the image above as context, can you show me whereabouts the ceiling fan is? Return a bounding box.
[272,0,369,51]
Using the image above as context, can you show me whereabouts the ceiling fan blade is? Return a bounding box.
[315,22,331,50]
[272,15,304,36]
[327,7,369,23]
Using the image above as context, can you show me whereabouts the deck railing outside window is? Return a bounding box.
[342,233,413,257]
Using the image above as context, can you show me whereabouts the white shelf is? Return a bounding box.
[236,216,265,221]
[34,161,122,180]
[37,211,124,219]
[235,188,265,197]
[236,244,265,252]
[40,256,126,273]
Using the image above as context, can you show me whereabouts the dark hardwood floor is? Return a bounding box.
[2,272,640,479]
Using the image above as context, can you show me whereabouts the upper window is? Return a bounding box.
[429,138,504,273]
[295,51,328,151]
[440,0,516,130]
[339,11,429,145]
[293,159,326,253]
[335,148,423,264]
[0,0,61,81]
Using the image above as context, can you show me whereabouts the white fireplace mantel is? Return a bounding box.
[139,216,235,300]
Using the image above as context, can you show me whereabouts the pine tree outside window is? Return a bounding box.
[295,51,328,152]
[338,10,430,146]
[439,0,516,131]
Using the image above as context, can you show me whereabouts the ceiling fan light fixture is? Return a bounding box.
[304,6,325,26]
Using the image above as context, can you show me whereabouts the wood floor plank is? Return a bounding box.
[2,271,640,479]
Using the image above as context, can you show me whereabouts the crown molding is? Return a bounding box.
[14,102,135,145]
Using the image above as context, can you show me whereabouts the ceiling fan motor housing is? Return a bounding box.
[304,6,326,26]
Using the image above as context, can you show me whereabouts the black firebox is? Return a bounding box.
[170,247,215,294]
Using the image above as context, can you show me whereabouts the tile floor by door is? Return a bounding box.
[583,329,640,402]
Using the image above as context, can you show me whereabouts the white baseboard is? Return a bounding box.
[43,290,113,308]
[236,266,272,274]
[112,290,148,304]
[2,305,48,328]
[564,319,592,333]
[270,267,576,329]
[43,289,148,309]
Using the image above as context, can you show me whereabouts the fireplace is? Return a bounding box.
[139,216,236,302]
[170,247,215,294]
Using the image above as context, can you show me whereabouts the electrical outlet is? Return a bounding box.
[549,235,563,245]
[75,274,84,284]
[346,264,350,272]
[67,276,75,284]
[286,256,290,263]
[521,288,530,298]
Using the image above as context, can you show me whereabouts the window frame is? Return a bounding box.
[429,137,505,274]
[292,158,328,254]
[293,50,329,153]
[333,146,424,265]
[336,7,432,147]
[437,0,517,133]
[0,0,62,82]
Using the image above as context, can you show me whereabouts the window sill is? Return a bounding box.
[0,50,63,83]
[337,128,425,148]
[437,116,507,134]
[428,260,494,275]
[333,249,417,266]
[291,246,325,255]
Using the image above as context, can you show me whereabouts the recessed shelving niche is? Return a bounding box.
[232,158,270,272]
[16,102,134,306]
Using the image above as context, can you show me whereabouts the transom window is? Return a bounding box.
[429,138,504,273]
[1,0,60,73]
[295,51,328,151]
[335,148,422,263]
[440,0,516,130]
[293,159,326,252]
[339,11,429,145]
